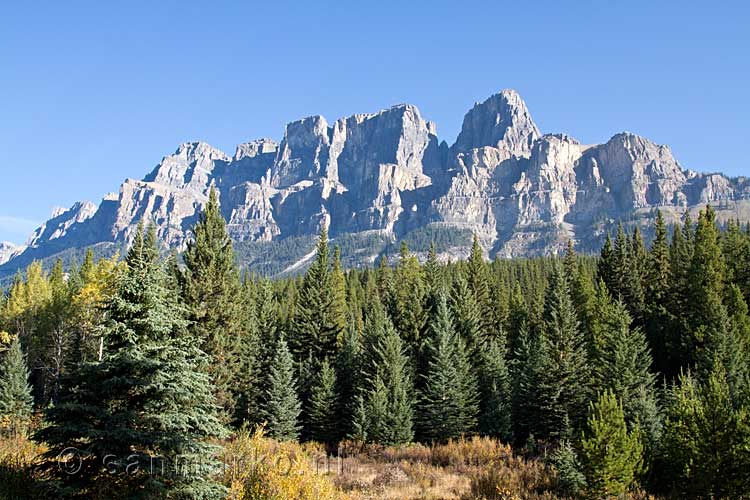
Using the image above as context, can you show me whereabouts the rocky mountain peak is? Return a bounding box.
[0,242,20,266]
[143,141,229,192]
[1,87,747,279]
[26,201,97,249]
[453,89,541,158]
[233,139,278,161]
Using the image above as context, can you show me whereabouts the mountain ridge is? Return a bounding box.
[3,88,748,277]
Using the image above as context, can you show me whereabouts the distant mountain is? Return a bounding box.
[3,89,749,278]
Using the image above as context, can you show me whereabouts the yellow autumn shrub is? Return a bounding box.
[221,428,347,500]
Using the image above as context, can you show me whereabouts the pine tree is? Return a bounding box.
[417,294,478,442]
[477,337,512,439]
[0,336,33,429]
[592,297,661,454]
[308,358,339,446]
[37,223,227,499]
[182,186,244,421]
[330,247,349,347]
[290,226,340,362]
[580,391,644,499]
[362,318,414,445]
[644,210,675,375]
[262,337,302,442]
[540,263,591,437]
[511,323,546,442]
[467,234,495,340]
[660,365,750,498]
[597,232,616,294]
[335,317,361,439]
[390,242,426,359]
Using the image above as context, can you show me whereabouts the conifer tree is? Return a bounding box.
[38,223,227,499]
[540,263,591,437]
[450,274,482,353]
[335,317,361,439]
[331,247,349,347]
[687,205,730,374]
[477,337,512,439]
[417,294,478,442]
[660,365,750,498]
[592,297,661,453]
[308,358,339,446]
[506,281,528,357]
[511,323,546,442]
[390,242,426,359]
[182,186,244,420]
[262,337,302,442]
[645,210,675,375]
[362,318,414,445]
[580,391,644,499]
[0,336,33,429]
[290,226,340,362]
[467,234,495,340]
[597,232,616,294]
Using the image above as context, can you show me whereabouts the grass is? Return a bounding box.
[0,429,659,500]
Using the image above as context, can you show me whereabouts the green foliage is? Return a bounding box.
[549,440,586,497]
[417,294,478,442]
[262,337,302,442]
[580,391,644,499]
[182,187,245,421]
[0,336,33,427]
[37,223,227,499]
[660,365,750,498]
[358,313,414,446]
[308,358,338,445]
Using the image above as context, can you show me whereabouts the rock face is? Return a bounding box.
[2,88,748,276]
[0,242,19,266]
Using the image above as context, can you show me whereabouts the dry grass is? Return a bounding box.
[332,437,561,500]
[0,424,46,500]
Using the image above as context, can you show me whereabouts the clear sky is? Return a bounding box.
[1,1,748,244]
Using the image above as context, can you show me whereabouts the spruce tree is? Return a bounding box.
[645,210,675,375]
[308,358,339,446]
[511,323,546,442]
[390,242,426,359]
[262,337,302,442]
[592,297,661,454]
[477,337,512,439]
[290,226,340,362]
[182,186,244,421]
[540,263,591,437]
[417,294,478,442]
[335,317,361,439]
[660,365,750,498]
[362,318,414,445]
[0,336,33,428]
[597,232,616,294]
[38,223,227,499]
[580,391,644,499]
[466,234,496,340]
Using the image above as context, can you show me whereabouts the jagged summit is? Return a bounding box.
[453,89,541,157]
[2,88,747,277]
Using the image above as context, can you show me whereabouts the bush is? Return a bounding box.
[221,428,344,500]
[0,428,45,500]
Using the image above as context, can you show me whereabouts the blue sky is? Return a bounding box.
[1,1,748,244]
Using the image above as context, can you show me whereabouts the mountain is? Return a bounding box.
[2,89,748,278]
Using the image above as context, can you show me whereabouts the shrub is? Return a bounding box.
[221,428,345,500]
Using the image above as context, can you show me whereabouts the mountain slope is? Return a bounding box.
[2,88,748,277]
